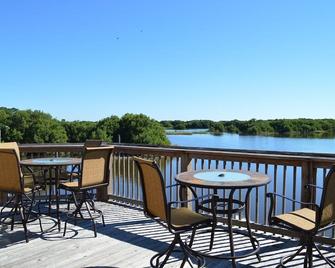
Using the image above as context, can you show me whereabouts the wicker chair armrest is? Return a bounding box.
[267,192,317,206]
[168,194,216,208]
[266,192,320,225]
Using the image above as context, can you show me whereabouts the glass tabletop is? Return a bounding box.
[193,171,251,182]
[31,158,75,164]
[20,157,81,166]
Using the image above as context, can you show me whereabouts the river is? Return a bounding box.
[167,132,334,225]
[167,132,335,154]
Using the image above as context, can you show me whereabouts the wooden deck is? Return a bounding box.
[1,202,334,268]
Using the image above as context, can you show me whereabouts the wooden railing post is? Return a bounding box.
[180,153,193,207]
[96,187,108,202]
[301,161,315,205]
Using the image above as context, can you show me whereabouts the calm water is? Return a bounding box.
[167,132,335,225]
[168,133,335,154]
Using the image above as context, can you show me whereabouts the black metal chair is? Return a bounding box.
[134,157,216,268]
[0,142,45,190]
[267,165,335,267]
[60,146,113,237]
[61,139,103,181]
[0,148,43,242]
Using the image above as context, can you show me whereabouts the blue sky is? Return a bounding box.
[0,1,334,121]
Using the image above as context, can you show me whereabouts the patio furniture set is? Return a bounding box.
[1,141,335,267]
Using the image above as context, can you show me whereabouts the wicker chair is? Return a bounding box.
[134,157,215,268]
[0,148,43,242]
[61,139,103,181]
[60,146,113,237]
[267,165,335,267]
[0,142,45,189]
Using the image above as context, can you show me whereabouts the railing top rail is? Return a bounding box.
[19,143,84,153]
[19,143,335,166]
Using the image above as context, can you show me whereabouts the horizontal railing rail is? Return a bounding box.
[13,143,335,245]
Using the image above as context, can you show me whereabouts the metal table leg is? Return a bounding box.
[55,166,61,231]
[245,188,261,262]
[227,189,237,268]
[48,168,52,215]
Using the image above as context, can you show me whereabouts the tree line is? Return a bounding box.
[0,107,169,145]
[2,106,334,145]
[161,119,335,136]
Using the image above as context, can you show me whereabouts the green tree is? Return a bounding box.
[209,122,225,134]
[119,113,170,145]
[63,121,97,142]
[24,110,67,143]
[2,109,67,143]
[160,120,174,129]
[173,121,187,130]
[92,116,120,143]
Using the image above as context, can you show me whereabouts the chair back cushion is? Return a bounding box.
[0,149,22,193]
[134,157,167,221]
[320,167,335,226]
[80,147,113,188]
[0,142,20,161]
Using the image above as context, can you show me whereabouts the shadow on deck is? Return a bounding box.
[0,202,334,268]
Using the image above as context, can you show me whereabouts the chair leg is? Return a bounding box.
[27,190,43,234]
[37,191,42,215]
[25,192,35,220]
[189,228,196,248]
[84,200,97,237]
[313,242,335,267]
[149,235,178,268]
[63,220,68,237]
[155,233,205,268]
[1,192,42,242]
[181,228,197,267]
[101,212,105,227]
[11,203,19,231]
[307,243,313,268]
[85,196,105,227]
[209,220,216,251]
[158,236,178,268]
[178,235,205,268]
[63,189,106,238]
[38,216,43,233]
[67,194,71,211]
[19,202,29,243]
[0,194,16,215]
[280,244,305,266]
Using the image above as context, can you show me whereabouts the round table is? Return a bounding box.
[176,169,271,267]
[20,157,81,230]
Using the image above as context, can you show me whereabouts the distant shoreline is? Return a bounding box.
[165,128,335,139]
[161,119,335,138]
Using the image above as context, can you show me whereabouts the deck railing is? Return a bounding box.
[15,143,335,245]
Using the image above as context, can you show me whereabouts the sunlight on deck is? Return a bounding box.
[0,202,334,267]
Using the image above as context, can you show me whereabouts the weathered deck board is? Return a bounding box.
[1,202,334,267]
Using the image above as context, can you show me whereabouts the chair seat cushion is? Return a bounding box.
[23,174,34,188]
[60,172,80,179]
[60,181,79,189]
[170,207,210,228]
[274,208,316,231]
[24,187,33,193]
[23,174,44,190]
